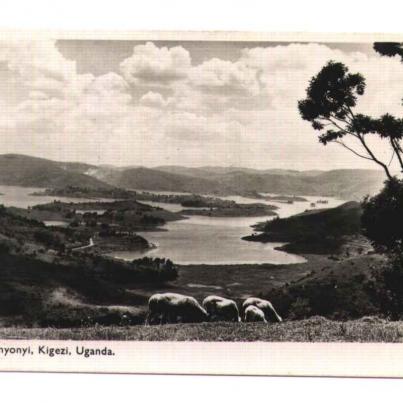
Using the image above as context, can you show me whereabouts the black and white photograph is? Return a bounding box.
[0,32,402,375]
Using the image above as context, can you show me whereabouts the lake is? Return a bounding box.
[0,185,345,265]
[113,194,345,265]
[0,185,113,209]
[43,220,70,227]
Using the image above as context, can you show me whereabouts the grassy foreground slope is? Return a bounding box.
[1,316,402,342]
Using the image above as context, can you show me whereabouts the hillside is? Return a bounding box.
[95,165,385,200]
[264,252,386,321]
[155,165,324,178]
[0,154,386,200]
[0,154,111,189]
[244,201,363,254]
[0,203,183,327]
[211,170,384,200]
[93,166,235,194]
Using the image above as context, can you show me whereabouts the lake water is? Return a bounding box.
[113,194,345,265]
[0,185,345,265]
[0,185,111,209]
[138,201,184,212]
[43,220,69,228]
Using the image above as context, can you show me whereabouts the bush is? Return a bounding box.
[34,229,64,250]
[288,298,312,320]
[367,255,403,319]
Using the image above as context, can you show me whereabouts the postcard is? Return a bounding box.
[0,31,402,376]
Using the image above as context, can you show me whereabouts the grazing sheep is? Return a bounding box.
[242,297,282,323]
[202,295,241,322]
[244,305,267,322]
[147,293,208,324]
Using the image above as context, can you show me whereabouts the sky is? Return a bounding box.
[0,39,401,170]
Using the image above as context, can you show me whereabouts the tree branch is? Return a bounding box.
[324,117,351,134]
[320,111,394,180]
[356,133,393,179]
[334,140,374,161]
[391,138,403,171]
[388,149,395,167]
[346,105,356,120]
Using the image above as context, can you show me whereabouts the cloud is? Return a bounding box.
[239,43,403,116]
[28,90,49,100]
[0,40,77,95]
[139,91,167,108]
[76,72,132,118]
[0,39,401,171]
[120,42,191,86]
[85,72,129,97]
[189,58,260,96]
[164,111,244,142]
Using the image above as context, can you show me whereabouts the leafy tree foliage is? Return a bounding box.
[374,42,403,61]
[298,55,403,180]
[362,178,403,253]
[299,44,403,317]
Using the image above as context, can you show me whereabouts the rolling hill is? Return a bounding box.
[87,166,236,194]
[95,166,385,200]
[0,154,112,189]
[0,154,386,200]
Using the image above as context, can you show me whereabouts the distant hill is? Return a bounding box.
[88,166,385,200]
[208,170,384,200]
[90,166,235,195]
[0,154,386,200]
[106,166,384,199]
[0,154,112,189]
[155,165,324,178]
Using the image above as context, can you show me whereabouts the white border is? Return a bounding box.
[0,340,403,377]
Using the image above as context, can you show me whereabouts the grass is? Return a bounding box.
[1,316,403,342]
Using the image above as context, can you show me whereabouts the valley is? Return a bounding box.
[0,153,388,336]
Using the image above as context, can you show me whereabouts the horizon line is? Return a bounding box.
[0,153,390,174]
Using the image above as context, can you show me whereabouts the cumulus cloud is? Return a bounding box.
[189,58,260,96]
[0,39,401,170]
[85,72,129,97]
[28,90,49,100]
[239,43,403,116]
[0,40,77,95]
[120,42,191,86]
[139,91,168,108]
[164,111,244,142]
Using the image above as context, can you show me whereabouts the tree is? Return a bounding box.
[300,43,403,318]
[361,178,403,253]
[298,59,403,180]
[373,42,403,61]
